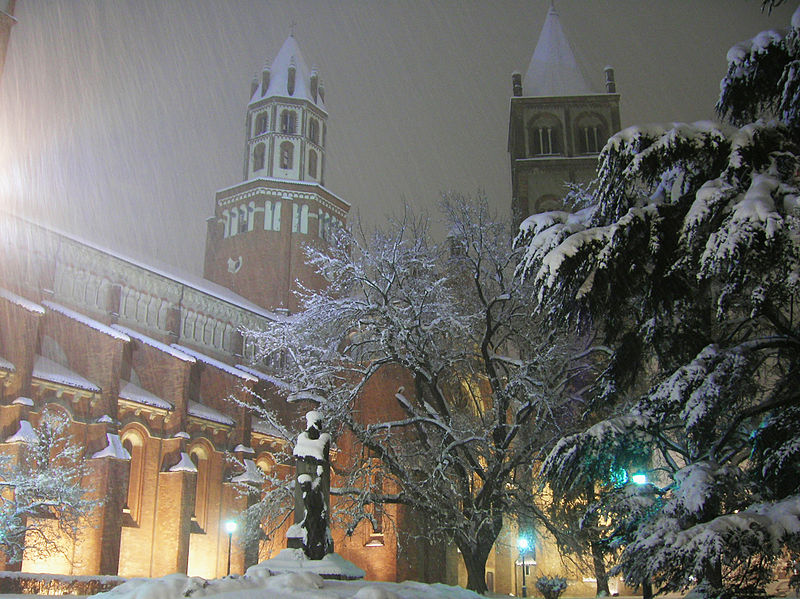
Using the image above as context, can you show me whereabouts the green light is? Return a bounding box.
[631,473,647,485]
[518,537,530,551]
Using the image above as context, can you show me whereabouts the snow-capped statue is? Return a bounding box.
[287,411,332,559]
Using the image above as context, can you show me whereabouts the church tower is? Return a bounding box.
[508,3,620,225]
[203,34,349,314]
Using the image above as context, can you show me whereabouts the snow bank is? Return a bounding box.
[91,567,483,599]
[250,548,365,580]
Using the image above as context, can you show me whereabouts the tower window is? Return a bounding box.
[575,113,607,154]
[280,110,296,134]
[264,200,282,231]
[308,150,318,178]
[293,203,309,234]
[279,141,294,169]
[309,119,319,144]
[527,115,562,156]
[253,143,266,171]
[255,113,268,136]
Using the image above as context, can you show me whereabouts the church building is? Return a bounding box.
[0,6,626,596]
[0,33,433,585]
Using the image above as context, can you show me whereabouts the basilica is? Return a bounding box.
[0,3,621,595]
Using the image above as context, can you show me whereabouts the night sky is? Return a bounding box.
[0,1,790,275]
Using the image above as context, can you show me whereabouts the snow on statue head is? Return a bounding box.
[288,410,333,559]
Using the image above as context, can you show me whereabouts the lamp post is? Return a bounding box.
[631,472,648,485]
[518,536,530,598]
[225,519,237,576]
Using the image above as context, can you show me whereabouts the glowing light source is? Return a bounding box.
[631,473,648,485]
[517,536,530,551]
[224,520,237,534]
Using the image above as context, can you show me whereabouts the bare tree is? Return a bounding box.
[0,409,99,564]
[244,195,588,593]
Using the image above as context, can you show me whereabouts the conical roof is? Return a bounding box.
[249,34,325,109]
[522,4,595,97]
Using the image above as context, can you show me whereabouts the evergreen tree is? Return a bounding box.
[517,6,800,597]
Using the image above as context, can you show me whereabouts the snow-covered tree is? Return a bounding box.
[0,409,99,563]
[245,196,588,594]
[518,6,800,597]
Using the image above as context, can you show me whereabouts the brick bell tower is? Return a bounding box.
[508,2,621,227]
[203,33,350,314]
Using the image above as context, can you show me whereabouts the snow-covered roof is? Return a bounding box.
[6,213,281,323]
[33,355,100,392]
[112,325,196,363]
[236,364,292,390]
[0,287,45,314]
[173,344,258,382]
[216,176,351,209]
[250,34,326,112]
[522,4,595,97]
[12,396,33,406]
[42,301,131,342]
[0,355,15,372]
[252,418,282,437]
[119,380,174,411]
[188,400,235,426]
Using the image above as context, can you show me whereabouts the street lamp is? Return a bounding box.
[631,472,648,485]
[225,519,237,576]
[518,536,531,598]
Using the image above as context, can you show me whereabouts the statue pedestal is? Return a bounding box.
[248,548,365,580]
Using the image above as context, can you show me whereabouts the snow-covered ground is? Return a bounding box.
[88,570,488,599]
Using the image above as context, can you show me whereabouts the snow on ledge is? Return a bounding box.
[120,381,174,411]
[12,396,33,406]
[5,420,38,444]
[33,355,100,392]
[168,452,197,472]
[112,325,196,362]
[92,433,131,460]
[231,459,265,484]
[42,301,130,342]
[0,356,16,372]
[188,400,235,426]
[0,287,45,314]
[172,345,258,382]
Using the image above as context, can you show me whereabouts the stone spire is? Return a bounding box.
[522,3,594,96]
[249,34,325,110]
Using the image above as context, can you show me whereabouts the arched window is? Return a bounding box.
[527,114,562,156]
[575,113,607,154]
[308,150,317,178]
[280,110,296,134]
[264,200,282,231]
[255,113,268,135]
[189,444,211,532]
[230,207,239,236]
[301,204,309,234]
[121,428,145,525]
[293,204,309,234]
[222,209,230,238]
[308,119,319,144]
[253,143,266,171]
[534,194,562,213]
[279,141,294,169]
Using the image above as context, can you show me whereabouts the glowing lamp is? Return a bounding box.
[225,520,238,534]
[631,473,648,485]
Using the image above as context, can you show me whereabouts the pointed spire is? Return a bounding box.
[249,34,324,108]
[522,4,594,96]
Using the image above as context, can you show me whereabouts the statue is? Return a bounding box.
[287,411,333,559]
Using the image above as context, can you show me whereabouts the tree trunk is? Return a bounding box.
[642,579,653,599]
[591,540,610,596]
[457,538,495,595]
